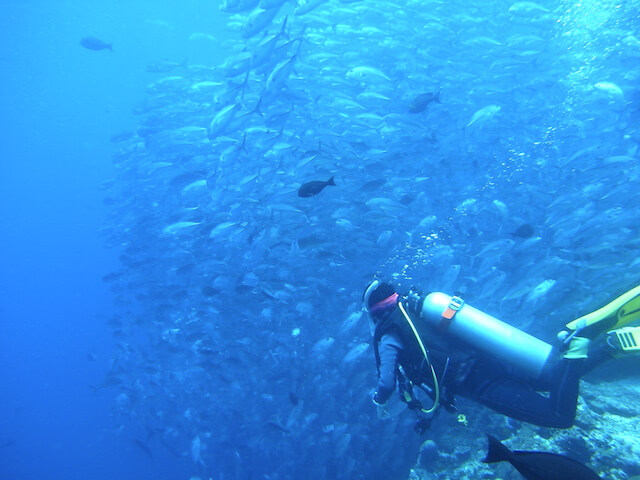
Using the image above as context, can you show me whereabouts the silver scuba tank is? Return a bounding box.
[420,292,552,379]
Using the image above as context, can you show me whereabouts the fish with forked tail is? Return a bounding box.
[297,176,336,197]
[483,434,601,480]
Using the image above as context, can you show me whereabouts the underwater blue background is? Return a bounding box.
[0,2,229,479]
[1,0,639,479]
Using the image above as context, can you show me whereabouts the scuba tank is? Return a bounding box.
[421,292,552,379]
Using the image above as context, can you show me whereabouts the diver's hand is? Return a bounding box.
[376,404,391,419]
[372,393,390,419]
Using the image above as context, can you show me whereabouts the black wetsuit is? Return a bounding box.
[373,300,592,429]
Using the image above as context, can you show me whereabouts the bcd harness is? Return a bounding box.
[396,297,468,426]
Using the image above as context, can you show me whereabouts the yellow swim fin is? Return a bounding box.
[565,285,640,338]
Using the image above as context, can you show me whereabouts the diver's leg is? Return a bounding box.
[456,358,582,428]
[579,336,616,374]
[557,324,640,375]
[579,326,640,373]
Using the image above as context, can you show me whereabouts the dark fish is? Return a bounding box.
[297,176,336,197]
[512,223,535,238]
[80,36,113,52]
[399,194,414,205]
[201,286,220,297]
[483,435,601,480]
[408,89,441,113]
[112,329,126,339]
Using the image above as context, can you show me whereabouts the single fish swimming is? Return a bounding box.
[512,223,535,238]
[483,434,601,480]
[593,81,624,97]
[346,66,391,82]
[297,176,336,197]
[466,104,501,127]
[409,90,441,113]
[80,36,112,51]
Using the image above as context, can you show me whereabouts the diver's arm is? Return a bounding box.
[373,333,403,405]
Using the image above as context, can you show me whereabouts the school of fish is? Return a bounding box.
[101,0,640,478]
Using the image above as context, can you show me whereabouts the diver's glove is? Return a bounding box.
[558,319,590,359]
[563,336,590,359]
[372,392,390,419]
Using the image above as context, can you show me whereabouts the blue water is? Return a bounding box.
[2,1,639,479]
[0,2,228,479]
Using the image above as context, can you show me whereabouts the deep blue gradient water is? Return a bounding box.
[0,2,229,479]
[2,1,640,479]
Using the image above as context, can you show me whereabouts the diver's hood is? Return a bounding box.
[363,279,381,311]
[363,279,380,331]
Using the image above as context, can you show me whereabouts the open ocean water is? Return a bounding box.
[1,0,639,479]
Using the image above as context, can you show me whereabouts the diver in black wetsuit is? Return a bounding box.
[364,281,640,431]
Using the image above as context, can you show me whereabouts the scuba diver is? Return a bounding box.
[364,281,640,432]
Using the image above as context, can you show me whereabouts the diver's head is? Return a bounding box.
[363,280,398,322]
